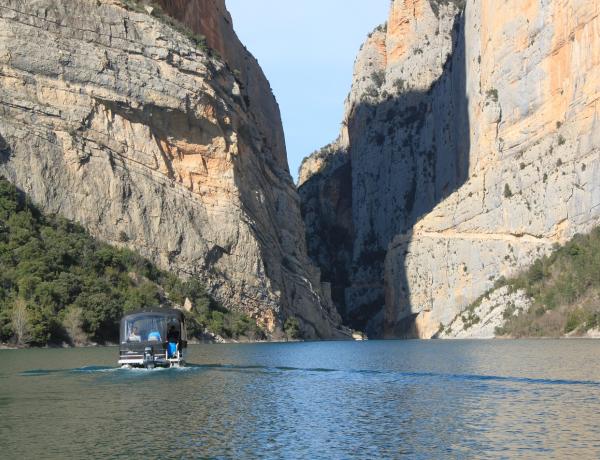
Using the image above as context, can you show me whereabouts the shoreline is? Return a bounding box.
[0,337,307,350]
[3,336,600,350]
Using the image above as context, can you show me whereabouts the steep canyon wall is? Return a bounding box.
[0,0,344,338]
[300,0,600,337]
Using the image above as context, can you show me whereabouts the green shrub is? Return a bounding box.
[393,78,406,92]
[461,310,480,330]
[371,70,386,88]
[565,309,585,333]
[284,317,301,339]
[486,88,499,102]
[364,85,379,99]
[502,302,517,320]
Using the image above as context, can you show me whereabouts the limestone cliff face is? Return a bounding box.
[0,0,344,338]
[152,0,287,171]
[299,0,600,337]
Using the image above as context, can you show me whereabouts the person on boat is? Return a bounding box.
[167,325,180,342]
[147,330,161,342]
[166,324,180,358]
[128,326,141,342]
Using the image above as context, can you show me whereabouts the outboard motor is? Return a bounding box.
[143,346,155,369]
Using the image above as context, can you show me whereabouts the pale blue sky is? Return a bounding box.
[226,0,390,180]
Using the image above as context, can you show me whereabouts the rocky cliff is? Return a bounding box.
[299,0,600,338]
[0,0,344,338]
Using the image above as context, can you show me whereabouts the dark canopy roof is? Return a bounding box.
[121,308,185,322]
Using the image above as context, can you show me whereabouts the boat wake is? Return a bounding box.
[18,364,600,387]
[20,366,118,376]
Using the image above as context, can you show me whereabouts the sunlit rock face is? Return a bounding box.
[299,0,600,337]
[152,0,287,171]
[0,0,345,338]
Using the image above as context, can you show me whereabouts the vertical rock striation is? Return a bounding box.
[300,0,600,337]
[0,0,344,338]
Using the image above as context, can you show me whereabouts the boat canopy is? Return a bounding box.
[119,308,186,344]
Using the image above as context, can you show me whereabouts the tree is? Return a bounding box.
[78,292,122,342]
[63,306,86,346]
[208,311,225,336]
[11,298,31,345]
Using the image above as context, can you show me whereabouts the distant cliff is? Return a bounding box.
[0,0,345,339]
[299,0,600,338]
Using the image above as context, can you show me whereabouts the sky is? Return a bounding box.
[226,0,390,181]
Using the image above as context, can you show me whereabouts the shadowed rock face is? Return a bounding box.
[0,0,345,338]
[300,0,600,338]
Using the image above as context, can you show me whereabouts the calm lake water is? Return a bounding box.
[2,340,600,459]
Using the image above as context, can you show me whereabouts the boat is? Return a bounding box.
[352,331,368,341]
[118,308,188,369]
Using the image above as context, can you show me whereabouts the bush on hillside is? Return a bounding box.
[497,227,600,336]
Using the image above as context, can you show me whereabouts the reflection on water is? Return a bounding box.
[2,340,600,458]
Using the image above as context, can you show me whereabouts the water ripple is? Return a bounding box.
[5,341,600,458]
[18,363,600,387]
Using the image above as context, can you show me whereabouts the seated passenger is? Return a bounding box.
[147,330,161,342]
[128,326,141,342]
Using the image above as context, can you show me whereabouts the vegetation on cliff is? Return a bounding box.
[494,227,600,337]
[120,0,213,55]
[0,178,263,346]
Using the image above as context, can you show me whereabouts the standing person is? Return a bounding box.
[167,325,180,342]
[166,324,180,358]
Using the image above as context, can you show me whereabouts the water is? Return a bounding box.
[2,340,600,459]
